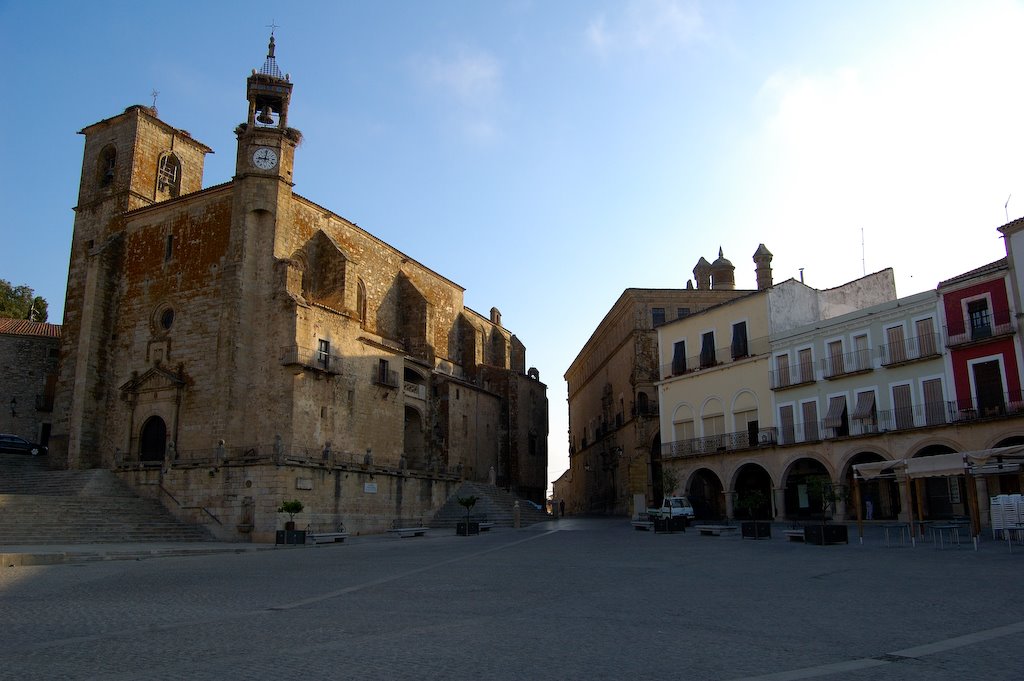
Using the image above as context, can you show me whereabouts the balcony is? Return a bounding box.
[404,381,427,400]
[944,311,1015,347]
[879,333,941,366]
[821,349,872,379]
[769,363,815,390]
[660,336,768,380]
[661,428,776,459]
[280,345,342,375]
[374,368,400,389]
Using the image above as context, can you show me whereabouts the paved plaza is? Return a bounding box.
[2,518,1023,680]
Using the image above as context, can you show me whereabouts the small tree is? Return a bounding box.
[735,489,769,520]
[806,476,845,523]
[457,495,478,528]
[660,467,680,500]
[277,499,304,527]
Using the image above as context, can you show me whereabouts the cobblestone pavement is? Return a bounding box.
[2,519,1023,680]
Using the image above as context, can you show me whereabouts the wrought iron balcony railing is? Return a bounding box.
[944,309,1015,346]
[280,345,343,375]
[660,336,768,379]
[661,428,777,459]
[769,363,815,390]
[821,349,872,379]
[878,333,941,366]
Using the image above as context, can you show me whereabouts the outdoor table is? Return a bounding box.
[881,522,910,547]
[930,524,960,549]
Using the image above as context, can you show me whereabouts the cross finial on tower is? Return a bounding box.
[151,89,159,109]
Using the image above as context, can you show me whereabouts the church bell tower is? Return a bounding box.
[235,34,297,184]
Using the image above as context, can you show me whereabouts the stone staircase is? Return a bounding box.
[0,453,213,544]
[431,481,551,529]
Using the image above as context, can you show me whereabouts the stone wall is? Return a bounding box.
[122,462,461,542]
[0,324,60,444]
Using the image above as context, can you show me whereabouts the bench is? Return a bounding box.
[784,529,806,542]
[389,518,429,538]
[468,514,496,532]
[304,515,348,544]
[694,524,739,537]
[306,531,349,544]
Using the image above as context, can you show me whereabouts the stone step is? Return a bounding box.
[430,482,550,528]
[0,455,214,545]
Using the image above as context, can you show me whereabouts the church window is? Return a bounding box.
[157,153,182,198]
[357,279,367,327]
[98,145,117,187]
[165,234,174,262]
[652,308,666,327]
[160,308,175,331]
[317,339,331,370]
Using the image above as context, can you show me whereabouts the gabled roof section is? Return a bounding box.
[0,318,61,339]
[119,366,187,393]
[938,258,1008,289]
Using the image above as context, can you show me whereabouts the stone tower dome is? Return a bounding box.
[693,257,712,289]
[710,248,736,290]
[753,243,774,291]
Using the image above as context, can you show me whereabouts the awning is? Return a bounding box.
[853,445,1024,480]
[823,396,846,428]
[853,459,905,480]
[851,392,876,420]
[905,452,965,478]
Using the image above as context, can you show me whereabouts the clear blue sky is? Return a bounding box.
[4,1,1024,490]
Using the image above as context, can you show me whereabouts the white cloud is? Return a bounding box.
[743,2,1024,292]
[586,0,705,54]
[413,48,503,142]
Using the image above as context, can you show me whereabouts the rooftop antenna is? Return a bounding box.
[1006,194,1012,223]
[861,227,866,276]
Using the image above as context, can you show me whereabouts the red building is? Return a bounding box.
[938,259,1023,418]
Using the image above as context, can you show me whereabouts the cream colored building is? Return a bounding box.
[656,271,899,520]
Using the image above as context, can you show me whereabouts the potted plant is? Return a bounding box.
[278,499,304,530]
[456,495,479,536]
[735,489,771,539]
[803,477,849,545]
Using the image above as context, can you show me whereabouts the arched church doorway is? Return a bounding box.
[140,416,167,463]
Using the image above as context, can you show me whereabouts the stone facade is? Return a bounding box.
[0,319,60,445]
[563,247,765,515]
[49,39,547,540]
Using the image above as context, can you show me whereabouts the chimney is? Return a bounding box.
[753,244,773,291]
[693,257,712,290]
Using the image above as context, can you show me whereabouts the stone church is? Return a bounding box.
[49,37,548,540]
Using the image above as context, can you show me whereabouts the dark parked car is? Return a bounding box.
[0,433,47,456]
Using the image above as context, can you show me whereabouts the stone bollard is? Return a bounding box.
[513,500,521,529]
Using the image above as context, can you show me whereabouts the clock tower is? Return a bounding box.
[235,34,298,184]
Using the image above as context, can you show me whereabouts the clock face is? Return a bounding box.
[252,147,279,170]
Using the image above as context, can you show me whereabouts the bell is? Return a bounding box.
[257,105,275,125]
